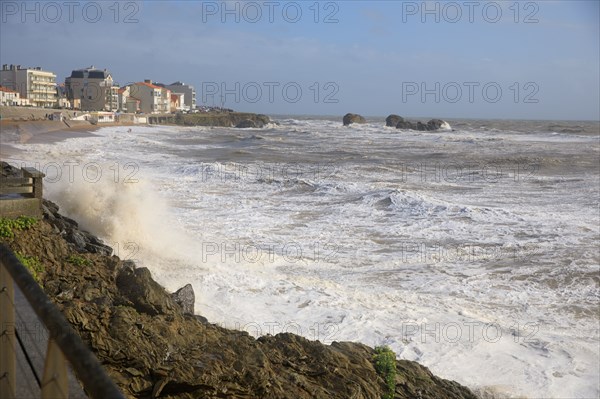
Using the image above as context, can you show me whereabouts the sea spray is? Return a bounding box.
[43,164,197,267]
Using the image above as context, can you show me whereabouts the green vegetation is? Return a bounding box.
[374,346,397,399]
[16,251,44,283]
[67,254,91,267]
[0,216,38,239]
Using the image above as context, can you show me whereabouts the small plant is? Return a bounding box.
[0,216,38,239]
[374,346,397,399]
[16,252,44,283]
[67,254,91,267]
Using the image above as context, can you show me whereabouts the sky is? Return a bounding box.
[0,0,599,120]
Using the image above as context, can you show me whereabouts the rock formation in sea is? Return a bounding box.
[343,113,367,126]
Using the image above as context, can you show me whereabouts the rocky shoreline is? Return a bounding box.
[1,161,478,398]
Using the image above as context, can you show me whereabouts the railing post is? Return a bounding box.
[0,262,16,399]
[41,340,68,399]
[22,168,45,200]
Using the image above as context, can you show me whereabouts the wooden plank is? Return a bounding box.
[41,340,68,399]
[0,187,33,195]
[0,178,32,185]
[0,263,16,399]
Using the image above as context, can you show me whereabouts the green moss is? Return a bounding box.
[16,251,44,283]
[67,254,91,267]
[0,216,38,239]
[374,346,397,399]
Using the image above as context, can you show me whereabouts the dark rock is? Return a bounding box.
[396,120,416,130]
[427,119,446,130]
[68,229,88,251]
[397,118,448,131]
[116,267,176,316]
[343,113,366,126]
[235,119,257,128]
[172,284,195,315]
[386,114,404,127]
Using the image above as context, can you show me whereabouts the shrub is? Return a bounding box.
[67,254,91,267]
[374,346,397,399]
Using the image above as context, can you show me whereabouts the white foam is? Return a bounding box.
[10,120,599,398]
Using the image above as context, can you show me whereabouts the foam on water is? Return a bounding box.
[7,118,599,398]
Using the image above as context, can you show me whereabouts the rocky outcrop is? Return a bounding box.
[42,199,113,256]
[1,197,477,399]
[386,114,403,127]
[149,112,271,128]
[343,113,366,126]
[396,118,448,131]
[235,119,257,128]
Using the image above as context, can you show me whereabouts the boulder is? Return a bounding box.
[385,114,403,127]
[172,284,195,315]
[343,113,366,126]
[116,266,176,316]
[396,120,416,130]
[427,119,446,130]
[397,118,448,131]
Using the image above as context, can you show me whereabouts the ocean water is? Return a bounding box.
[6,117,600,398]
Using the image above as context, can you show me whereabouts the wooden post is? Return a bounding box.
[0,262,16,399]
[41,340,68,399]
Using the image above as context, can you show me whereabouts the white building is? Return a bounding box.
[163,81,195,111]
[0,85,27,106]
[0,64,56,108]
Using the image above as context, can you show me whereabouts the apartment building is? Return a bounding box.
[65,66,119,111]
[0,64,57,107]
[156,81,195,111]
[129,80,170,114]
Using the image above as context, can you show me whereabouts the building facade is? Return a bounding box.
[164,82,196,111]
[65,66,119,111]
[129,81,170,114]
[0,85,26,106]
[0,64,57,107]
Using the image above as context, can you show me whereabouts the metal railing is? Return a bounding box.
[0,244,125,399]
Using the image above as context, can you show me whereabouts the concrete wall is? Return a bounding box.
[0,198,42,219]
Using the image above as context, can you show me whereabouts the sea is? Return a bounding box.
[5,116,600,398]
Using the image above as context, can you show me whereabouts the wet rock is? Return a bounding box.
[386,114,403,127]
[235,119,257,128]
[343,113,366,126]
[172,284,195,315]
[396,118,449,131]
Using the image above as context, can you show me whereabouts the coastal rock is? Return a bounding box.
[116,266,176,316]
[386,114,404,127]
[235,119,257,128]
[41,200,112,256]
[427,119,446,130]
[171,283,195,314]
[343,113,366,126]
[396,120,417,130]
[396,118,449,131]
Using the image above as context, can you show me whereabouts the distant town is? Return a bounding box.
[0,64,232,118]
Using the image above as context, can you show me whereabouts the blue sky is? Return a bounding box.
[1,0,598,120]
